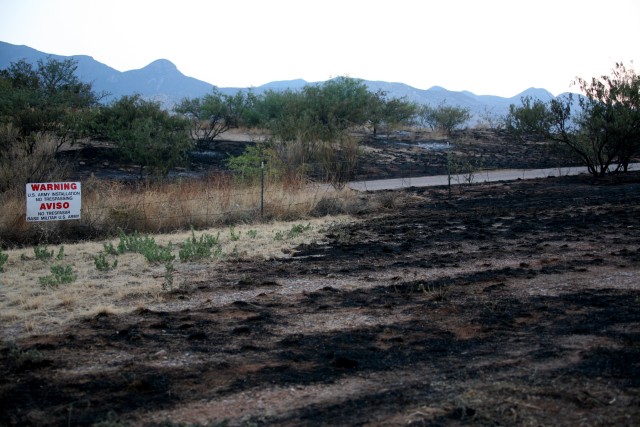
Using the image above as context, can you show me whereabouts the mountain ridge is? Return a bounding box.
[0,41,569,120]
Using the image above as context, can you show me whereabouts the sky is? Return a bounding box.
[0,0,638,97]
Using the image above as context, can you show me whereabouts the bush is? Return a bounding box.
[33,245,54,261]
[39,264,76,288]
[94,251,118,272]
[419,103,472,136]
[116,229,174,264]
[274,223,312,240]
[0,249,8,272]
[178,229,221,262]
[505,62,640,177]
[96,95,193,177]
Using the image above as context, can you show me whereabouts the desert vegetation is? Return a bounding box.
[0,216,351,338]
[1,59,640,426]
[505,62,640,177]
[2,58,638,246]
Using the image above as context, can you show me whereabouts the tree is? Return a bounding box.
[506,63,640,177]
[0,57,101,155]
[0,57,102,190]
[504,96,551,141]
[97,95,192,177]
[249,77,375,144]
[231,77,376,187]
[367,89,418,137]
[418,102,471,136]
[381,96,419,132]
[299,76,372,142]
[174,88,252,150]
[574,62,640,173]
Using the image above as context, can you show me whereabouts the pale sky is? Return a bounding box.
[1,0,638,97]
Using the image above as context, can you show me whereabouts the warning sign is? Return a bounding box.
[26,182,82,222]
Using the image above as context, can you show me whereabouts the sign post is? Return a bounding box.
[26,182,82,222]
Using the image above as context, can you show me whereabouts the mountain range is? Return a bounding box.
[0,41,569,122]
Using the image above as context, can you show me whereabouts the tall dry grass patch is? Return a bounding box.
[1,173,356,246]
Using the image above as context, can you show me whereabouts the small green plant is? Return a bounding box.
[34,245,54,261]
[39,264,76,288]
[247,229,258,239]
[179,229,220,262]
[142,242,175,264]
[116,229,152,254]
[0,249,8,272]
[94,251,118,272]
[229,225,242,241]
[103,242,118,256]
[56,246,65,261]
[162,262,174,291]
[447,152,483,187]
[116,229,174,264]
[275,223,312,241]
[288,223,312,237]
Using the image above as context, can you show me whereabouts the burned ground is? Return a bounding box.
[2,171,640,426]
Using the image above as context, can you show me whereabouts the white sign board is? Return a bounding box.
[26,182,81,222]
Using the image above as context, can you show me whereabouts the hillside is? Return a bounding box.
[0,40,570,119]
[0,41,214,108]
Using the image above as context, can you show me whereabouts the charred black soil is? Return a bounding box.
[63,129,579,182]
[2,171,640,426]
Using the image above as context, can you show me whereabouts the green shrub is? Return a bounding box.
[39,264,76,288]
[141,243,174,264]
[117,229,152,254]
[179,230,220,262]
[116,229,174,264]
[33,245,54,261]
[289,223,312,237]
[229,225,241,241]
[0,250,8,272]
[94,251,118,272]
[275,223,312,240]
[103,242,118,256]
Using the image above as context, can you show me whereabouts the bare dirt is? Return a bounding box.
[2,134,640,426]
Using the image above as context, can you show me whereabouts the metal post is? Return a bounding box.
[260,160,264,221]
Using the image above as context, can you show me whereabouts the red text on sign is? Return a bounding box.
[40,202,70,210]
[30,183,78,191]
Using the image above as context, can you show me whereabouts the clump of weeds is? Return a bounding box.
[116,228,174,264]
[39,264,76,288]
[275,223,312,241]
[94,251,118,272]
[179,229,221,262]
[0,248,8,272]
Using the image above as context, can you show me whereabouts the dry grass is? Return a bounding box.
[0,173,358,245]
[0,216,356,340]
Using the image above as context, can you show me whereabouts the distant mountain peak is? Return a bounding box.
[257,78,308,90]
[141,59,178,72]
[515,87,555,99]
